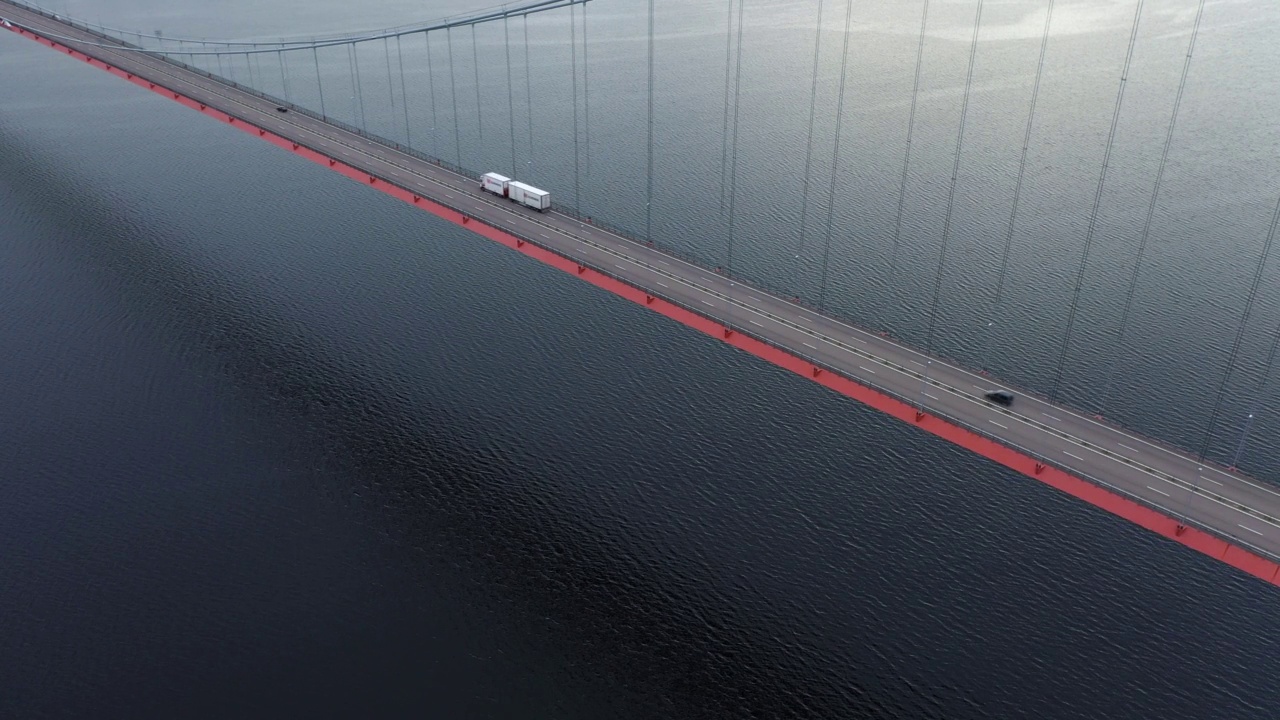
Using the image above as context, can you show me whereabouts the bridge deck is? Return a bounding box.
[5,1,1279,585]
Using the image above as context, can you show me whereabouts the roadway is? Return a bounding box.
[6,1,1280,564]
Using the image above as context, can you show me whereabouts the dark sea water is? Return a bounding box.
[3,0,1280,717]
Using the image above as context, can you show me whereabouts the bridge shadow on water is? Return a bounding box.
[0,124,994,718]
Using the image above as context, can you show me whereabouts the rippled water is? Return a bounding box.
[3,0,1280,717]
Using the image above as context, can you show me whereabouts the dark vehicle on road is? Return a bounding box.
[984,390,1014,407]
[275,106,288,113]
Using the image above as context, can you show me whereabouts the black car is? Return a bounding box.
[984,390,1014,407]
[275,106,289,113]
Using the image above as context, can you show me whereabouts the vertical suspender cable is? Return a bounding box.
[472,24,484,154]
[347,45,358,126]
[571,2,581,209]
[383,37,397,141]
[397,35,412,148]
[888,0,930,293]
[524,16,535,171]
[583,0,590,176]
[792,0,826,290]
[353,42,368,130]
[724,0,746,274]
[719,0,735,216]
[277,48,287,101]
[281,47,292,103]
[817,0,856,312]
[925,0,984,354]
[447,27,463,167]
[1198,195,1280,462]
[313,45,326,117]
[246,50,256,88]
[646,0,655,242]
[505,16,517,177]
[982,0,1052,373]
[1049,0,1144,400]
[1235,315,1280,470]
[426,31,439,155]
[1099,0,1205,412]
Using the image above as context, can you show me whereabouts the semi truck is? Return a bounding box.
[507,181,551,212]
[481,172,510,197]
[480,172,551,213]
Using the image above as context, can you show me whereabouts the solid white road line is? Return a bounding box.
[989,420,1008,429]
[1063,451,1085,461]
[803,342,817,349]
[1239,524,1265,536]
[1146,485,1170,497]
[858,366,876,374]
[1042,413,1063,422]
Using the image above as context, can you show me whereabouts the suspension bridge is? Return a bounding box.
[4,0,1280,588]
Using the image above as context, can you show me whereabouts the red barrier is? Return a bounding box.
[8,20,1278,588]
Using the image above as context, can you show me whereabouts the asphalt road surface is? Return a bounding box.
[7,1,1280,564]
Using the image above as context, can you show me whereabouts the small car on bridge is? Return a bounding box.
[984,390,1014,407]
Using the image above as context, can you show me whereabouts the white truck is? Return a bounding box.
[507,181,551,212]
[481,172,510,197]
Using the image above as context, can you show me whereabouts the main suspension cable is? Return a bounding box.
[15,0,592,52]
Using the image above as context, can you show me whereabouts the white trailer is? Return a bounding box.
[508,181,551,212]
[481,172,511,197]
